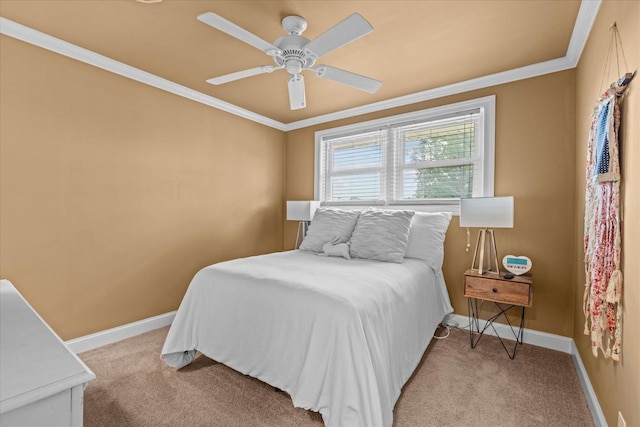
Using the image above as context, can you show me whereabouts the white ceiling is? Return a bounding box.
[0,1,600,131]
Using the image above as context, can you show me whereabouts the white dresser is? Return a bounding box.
[0,279,95,426]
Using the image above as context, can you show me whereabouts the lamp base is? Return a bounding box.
[295,221,309,249]
[470,228,501,275]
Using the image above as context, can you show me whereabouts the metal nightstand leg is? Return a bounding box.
[468,298,526,359]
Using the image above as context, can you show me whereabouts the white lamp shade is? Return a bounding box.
[459,196,514,228]
[287,201,321,221]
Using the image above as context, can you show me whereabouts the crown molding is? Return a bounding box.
[1,0,601,132]
[285,56,575,131]
[566,0,603,67]
[0,17,287,131]
[286,0,602,131]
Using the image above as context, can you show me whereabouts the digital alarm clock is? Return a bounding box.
[502,255,532,275]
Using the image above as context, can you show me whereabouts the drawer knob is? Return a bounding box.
[492,288,498,293]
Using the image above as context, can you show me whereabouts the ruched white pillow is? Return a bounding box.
[404,212,452,270]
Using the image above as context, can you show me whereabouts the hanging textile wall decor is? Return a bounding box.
[583,83,623,360]
[583,23,634,361]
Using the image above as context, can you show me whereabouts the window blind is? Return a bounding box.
[392,111,482,203]
[320,129,387,204]
[315,96,493,208]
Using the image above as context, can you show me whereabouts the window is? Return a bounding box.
[315,96,495,212]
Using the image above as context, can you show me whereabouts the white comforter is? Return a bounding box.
[161,250,452,427]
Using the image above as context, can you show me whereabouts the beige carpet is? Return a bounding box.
[80,326,594,427]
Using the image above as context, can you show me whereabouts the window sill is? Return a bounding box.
[320,203,461,216]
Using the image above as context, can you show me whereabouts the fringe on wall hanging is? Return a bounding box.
[583,23,635,361]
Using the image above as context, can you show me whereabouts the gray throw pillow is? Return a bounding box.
[299,208,360,253]
[349,209,415,263]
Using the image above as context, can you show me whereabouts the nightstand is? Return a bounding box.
[463,269,533,359]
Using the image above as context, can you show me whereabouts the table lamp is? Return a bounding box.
[287,201,321,249]
[460,196,514,275]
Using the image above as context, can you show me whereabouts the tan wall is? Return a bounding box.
[574,1,639,426]
[3,3,636,422]
[0,36,286,340]
[286,70,577,337]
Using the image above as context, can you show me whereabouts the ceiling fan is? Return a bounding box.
[197,12,382,110]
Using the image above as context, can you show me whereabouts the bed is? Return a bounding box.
[161,209,453,427]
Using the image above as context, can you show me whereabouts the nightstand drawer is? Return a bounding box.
[464,275,532,307]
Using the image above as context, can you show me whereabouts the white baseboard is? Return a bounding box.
[444,313,606,427]
[65,311,176,354]
[571,340,608,427]
[444,313,573,352]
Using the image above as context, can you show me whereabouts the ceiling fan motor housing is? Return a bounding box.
[273,34,315,75]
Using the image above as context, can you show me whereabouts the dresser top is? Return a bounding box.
[0,280,95,414]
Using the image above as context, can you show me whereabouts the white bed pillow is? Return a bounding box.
[299,208,360,253]
[349,209,415,263]
[404,211,452,269]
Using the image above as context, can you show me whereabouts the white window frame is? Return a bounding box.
[314,95,496,214]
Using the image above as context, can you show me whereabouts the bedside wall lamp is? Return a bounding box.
[286,201,321,249]
[460,196,514,275]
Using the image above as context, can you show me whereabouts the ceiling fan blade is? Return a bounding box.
[287,74,306,110]
[304,13,373,58]
[206,65,279,85]
[197,12,281,56]
[313,65,382,93]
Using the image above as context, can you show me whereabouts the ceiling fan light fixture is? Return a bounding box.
[285,59,303,75]
[135,0,163,3]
